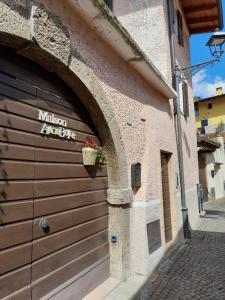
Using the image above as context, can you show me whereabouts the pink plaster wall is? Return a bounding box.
[113,0,199,191]
[40,0,198,204]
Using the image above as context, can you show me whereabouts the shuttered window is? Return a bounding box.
[179,81,189,118]
[179,82,184,113]
[182,81,189,118]
[177,10,184,46]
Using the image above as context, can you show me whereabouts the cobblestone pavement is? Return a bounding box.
[139,198,225,300]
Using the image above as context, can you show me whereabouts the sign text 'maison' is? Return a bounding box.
[38,110,76,140]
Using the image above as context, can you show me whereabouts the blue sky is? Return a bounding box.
[190,0,225,98]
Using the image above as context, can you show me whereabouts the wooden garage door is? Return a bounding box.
[0,49,109,299]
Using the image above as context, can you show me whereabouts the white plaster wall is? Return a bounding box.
[210,137,225,200]
[113,0,172,83]
[113,0,199,222]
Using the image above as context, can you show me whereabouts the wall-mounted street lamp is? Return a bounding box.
[178,31,225,81]
[175,31,225,239]
[207,31,225,59]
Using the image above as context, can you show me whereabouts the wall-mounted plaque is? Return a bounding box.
[147,219,162,255]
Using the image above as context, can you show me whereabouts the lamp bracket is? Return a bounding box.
[177,59,219,81]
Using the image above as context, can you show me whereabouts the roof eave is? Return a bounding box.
[181,0,224,35]
[217,0,224,31]
[66,0,176,99]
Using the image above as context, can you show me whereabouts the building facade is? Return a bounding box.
[0,0,222,299]
[195,89,225,134]
[198,136,225,202]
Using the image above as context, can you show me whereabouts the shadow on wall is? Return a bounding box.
[1,0,30,18]
[113,0,162,17]
[183,132,191,158]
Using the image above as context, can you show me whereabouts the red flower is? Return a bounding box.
[83,140,98,149]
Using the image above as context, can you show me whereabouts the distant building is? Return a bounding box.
[195,87,225,134]
[198,136,225,202]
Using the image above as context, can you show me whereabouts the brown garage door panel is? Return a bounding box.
[0,143,35,161]
[0,160,35,180]
[0,97,96,135]
[36,108,95,135]
[32,216,108,260]
[0,98,37,119]
[0,221,33,250]
[0,265,31,299]
[0,127,82,152]
[0,82,36,104]
[0,111,38,133]
[34,163,107,179]
[36,96,86,123]
[0,242,32,275]
[34,177,108,198]
[32,230,108,281]
[34,190,107,216]
[0,49,109,299]
[0,181,34,201]
[36,88,87,116]
[0,72,36,96]
[34,147,83,163]
[32,243,109,300]
[33,202,108,238]
[0,111,99,144]
[0,128,36,147]
[35,135,83,151]
[4,286,32,300]
[0,200,33,224]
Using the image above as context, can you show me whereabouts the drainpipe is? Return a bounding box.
[167,0,191,239]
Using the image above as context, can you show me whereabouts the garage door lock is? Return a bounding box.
[39,218,49,229]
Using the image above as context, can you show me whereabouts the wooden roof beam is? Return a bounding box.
[183,3,217,14]
[187,16,219,24]
[190,26,219,34]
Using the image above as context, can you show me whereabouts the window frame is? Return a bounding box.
[104,0,113,10]
[182,81,189,118]
[207,102,213,110]
[179,81,189,118]
[194,103,199,116]
[201,119,208,127]
[177,10,184,47]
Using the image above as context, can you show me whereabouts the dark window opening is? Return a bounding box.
[177,10,184,46]
[201,119,208,127]
[195,103,199,116]
[182,81,189,118]
[104,0,113,10]
[207,102,213,109]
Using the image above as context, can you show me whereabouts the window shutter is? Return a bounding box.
[177,10,184,46]
[179,82,184,113]
[104,0,113,10]
[182,82,189,118]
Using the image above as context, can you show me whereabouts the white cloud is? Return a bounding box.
[192,69,225,98]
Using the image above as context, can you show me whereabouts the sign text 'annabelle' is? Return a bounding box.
[38,110,76,140]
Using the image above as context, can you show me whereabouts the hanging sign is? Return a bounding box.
[38,110,76,140]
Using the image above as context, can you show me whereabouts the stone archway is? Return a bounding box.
[0,0,132,280]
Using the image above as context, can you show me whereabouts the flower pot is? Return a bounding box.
[82,147,98,165]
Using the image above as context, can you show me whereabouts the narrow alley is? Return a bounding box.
[140,198,225,300]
